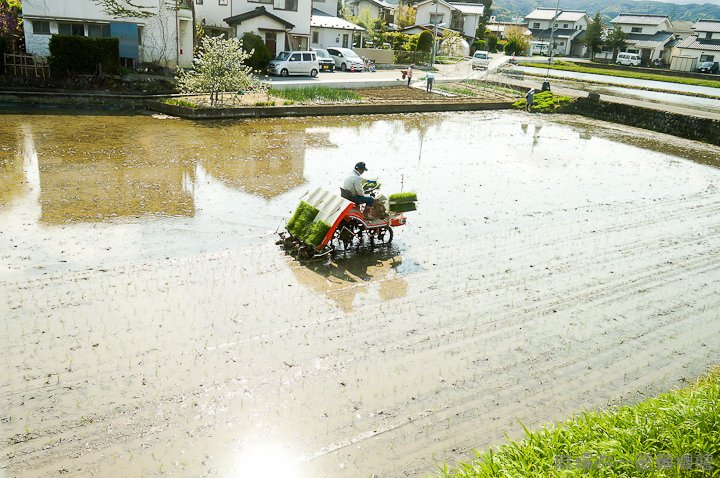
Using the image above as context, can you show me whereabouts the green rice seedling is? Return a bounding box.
[389,192,418,203]
[435,367,720,477]
[162,98,197,108]
[304,221,331,247]
[254,101,276,107]
[269,86,362,104]
[389,202,417,213]
[287,201,319,238]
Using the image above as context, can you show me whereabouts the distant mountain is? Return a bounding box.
[489,0,720,22]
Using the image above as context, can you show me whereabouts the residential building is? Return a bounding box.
[486,20,529,41]
[414,0,485,39]
[21,0,194,67]
[525,8,589,57]
[345,0,395,24]
[671,19,720,71]
[310,8,365,49]
[193,0,233,38]
[223,6,300,57]
[604,14,675,65]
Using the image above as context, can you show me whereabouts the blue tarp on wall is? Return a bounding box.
[110,22,139,60]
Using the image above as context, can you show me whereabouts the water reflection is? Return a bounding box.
[289,250,408,312]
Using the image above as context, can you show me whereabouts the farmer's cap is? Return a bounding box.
[355,162,368,172]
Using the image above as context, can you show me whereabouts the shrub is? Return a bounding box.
[162,98,198,108]
[513,91,572,112]
[240,32,271,71]
[417,31,433,52]
[472,39,486,52]
[48,35,120,76]
[486,34,498,53]
[0,37,6,72]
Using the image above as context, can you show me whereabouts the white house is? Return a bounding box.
[310,8,365,49]
[671,19,720,71]
[414,0,484,39]
[193,0,233,38]
[525,8,589,57]
[345,0,394,24]
[224,0,313,56]
[21,0,194,68]
[606,14,675,65]
[486,20,529,41]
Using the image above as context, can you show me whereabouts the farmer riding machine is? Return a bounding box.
[278,180,418,260]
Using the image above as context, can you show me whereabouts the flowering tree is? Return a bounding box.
[176,35,269,107]
[0,0,23,51]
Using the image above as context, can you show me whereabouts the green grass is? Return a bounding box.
[520,60,720,89]
[435,85,477,97]
[162,98,197,108]
[436,368,720,477]
[254,101,275,107]
[513,90,572,112]
[435,56,467,64]
[270,86,361,104]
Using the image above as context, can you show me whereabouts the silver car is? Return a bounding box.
[326,47,364,72]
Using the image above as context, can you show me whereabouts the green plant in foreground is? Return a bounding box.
[162,98,198,108]
[389,192,417,203]
[254,101,275,107]
[287,201,319,240]
[304,221,331,247]
[437,368,720,477]
[513,91,571,113]
[270,86,361,103]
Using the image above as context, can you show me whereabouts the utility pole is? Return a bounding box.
[430,0,440,67]
[547,0,560,66]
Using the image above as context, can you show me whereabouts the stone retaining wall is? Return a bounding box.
[564,97,720,147]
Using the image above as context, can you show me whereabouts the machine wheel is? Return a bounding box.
[376,226,393,245]
[340,63,347,71]
[298,246,315,260]
[280,68,289,77]
[310,69,318,77]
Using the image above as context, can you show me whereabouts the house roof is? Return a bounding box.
[525,8,560,21]
[693,19,720,33]
[624,31,674,49]
[348,0,394,10]
[671,20,694,34]
[224,6,294,29]
[677,34,720,51]
[401,23,474,40]
[311,8,365,31]
[415,0,484,16]
[448,2,484,15]
[611,14,669,26]
[556,11,587,22]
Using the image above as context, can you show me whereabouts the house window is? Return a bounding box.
[196,0,202,4]
[700,54,714,61]
[248,0,273,4]
[138,26,143,45]
[706,32,713,39]
[88,24,110,37]
[631,27,642,33]
[32,21,51,35]
[282,0,297,10]
[219,0,227,5]
[532,22,540,28]
[430,13,444,25]
[58,22,85,36]
[563,23,568,28]
[312,30,319,43]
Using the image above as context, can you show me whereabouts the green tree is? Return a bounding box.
[583,12,604,60]
[240,32,271,71]
[486,32,498,53]
[504,25,529,56]
[417,30,433,52]
[394,5,416,29]
[605,25,627,62]
[176,36,268,107]
[474,0,493,40]
[0,0,23,51]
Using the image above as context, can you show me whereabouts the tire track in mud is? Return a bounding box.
[3,190,720,477]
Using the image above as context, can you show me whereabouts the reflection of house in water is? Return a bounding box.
[201,127,321,200]
[18,119,197,224]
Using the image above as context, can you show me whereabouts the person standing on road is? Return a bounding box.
[525,88,535,112]
[407,64,414,87]
[426,71,435,93]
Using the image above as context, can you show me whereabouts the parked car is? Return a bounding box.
[471,50,490,70]
[312,48,336,72]
[616,52,641,66]
[268,51,319,77]
[326,47,365,72]
[697,61,719,74]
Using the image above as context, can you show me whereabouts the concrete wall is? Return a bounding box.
[566,96,720,147]
[195,2,233,31]
[312,28,354,49]
[353,48,394,64]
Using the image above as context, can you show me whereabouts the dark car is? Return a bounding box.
[312,48,336,72]
[697,61,719,74]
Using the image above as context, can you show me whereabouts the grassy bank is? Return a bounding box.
[520,61,720,89]
[269,86,361,104]
[437,368,719,477]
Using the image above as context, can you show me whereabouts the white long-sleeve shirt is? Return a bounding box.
[343,170,366,197]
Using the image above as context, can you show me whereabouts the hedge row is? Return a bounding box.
[49,35,120,76]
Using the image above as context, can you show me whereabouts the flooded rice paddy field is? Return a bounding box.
[1,110,720,477]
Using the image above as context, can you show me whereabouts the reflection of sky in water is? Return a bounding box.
[1,111,719,282]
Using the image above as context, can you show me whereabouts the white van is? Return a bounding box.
[616,52,641,66]
[471,50,490,70]
[268,51,320,77]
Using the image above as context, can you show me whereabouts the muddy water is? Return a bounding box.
[2,111,720,477]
